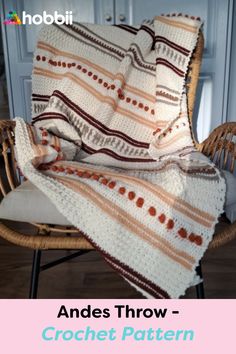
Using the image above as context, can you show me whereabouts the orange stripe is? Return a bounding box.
[26,125,49,166]
[33,67,157,130]
[55,175,195,269]
[57,161,215,226]
[37,42,156,103]
[114,73,156,102]
[52,135,61,152]
[155,121,170,128]
[156,16,198,33]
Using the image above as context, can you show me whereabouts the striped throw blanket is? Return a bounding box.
[15,15,225,298]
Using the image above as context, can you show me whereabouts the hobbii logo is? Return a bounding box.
[22,11,73,25]
[4,10,73,25]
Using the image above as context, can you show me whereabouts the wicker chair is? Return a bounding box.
[0,31,235,299]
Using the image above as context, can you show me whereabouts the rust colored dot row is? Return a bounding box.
[153,127,162,136]
[178,228,202,245]
[37,55,154,114]
[40,130,61,154]
[40,139,61,152]
[146,204,202,245]
[148,205,174,228]
[153,122,187,138]
[178,228,203,246]
[188,233,203,246]
[47,163,203,246]
[162,14,200,20]
[47,164,118,189]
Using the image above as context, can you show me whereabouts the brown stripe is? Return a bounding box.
[121,53,156,77]
[32,116,69,125]
[118,24,139,32]
[156,84,180,95]
[156,58,185,77]
[53,24,123,62]
[39,32,155,78]
[32,93,51,99]
[156,99,179,106]
[115,24,138,35]
[33,67,157,130]
[33,112,69,122]
[73,22,127,53]
[82,143,153,163]
[78,228,170,298]
[130,43,156,66]
[61,23,125,58]
[105,257,168,298]
[156,91,179,102]
[128,47,155,72]
[32,98,49,102]
[32,90,164,129]
[141,25,155,40]
[155,35,190,55]
[52,91,149,148]
[33,112,67,119]
[158,146,195,160]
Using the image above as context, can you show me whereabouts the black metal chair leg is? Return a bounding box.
[29,250,42,299]
[195,262,205,299]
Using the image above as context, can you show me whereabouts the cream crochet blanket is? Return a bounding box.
[15,15,225,298]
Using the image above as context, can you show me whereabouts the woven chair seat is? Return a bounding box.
[0,180,71,225]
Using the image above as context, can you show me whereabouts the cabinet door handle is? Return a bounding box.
[105,14,112,22]
[119,14,126,22]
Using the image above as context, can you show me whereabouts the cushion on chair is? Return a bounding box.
[0,180,71,225]
[221,170,236,223]
[0,170,235,225]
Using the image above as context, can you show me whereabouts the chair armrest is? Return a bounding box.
[0,120,16,130]
[0,119,18,196]
[198,122,236,173]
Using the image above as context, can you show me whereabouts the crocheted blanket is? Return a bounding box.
[14,15,225,298]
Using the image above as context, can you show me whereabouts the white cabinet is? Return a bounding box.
[0,0,233,141]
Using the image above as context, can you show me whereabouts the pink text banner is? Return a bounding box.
[0,299,235,354]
